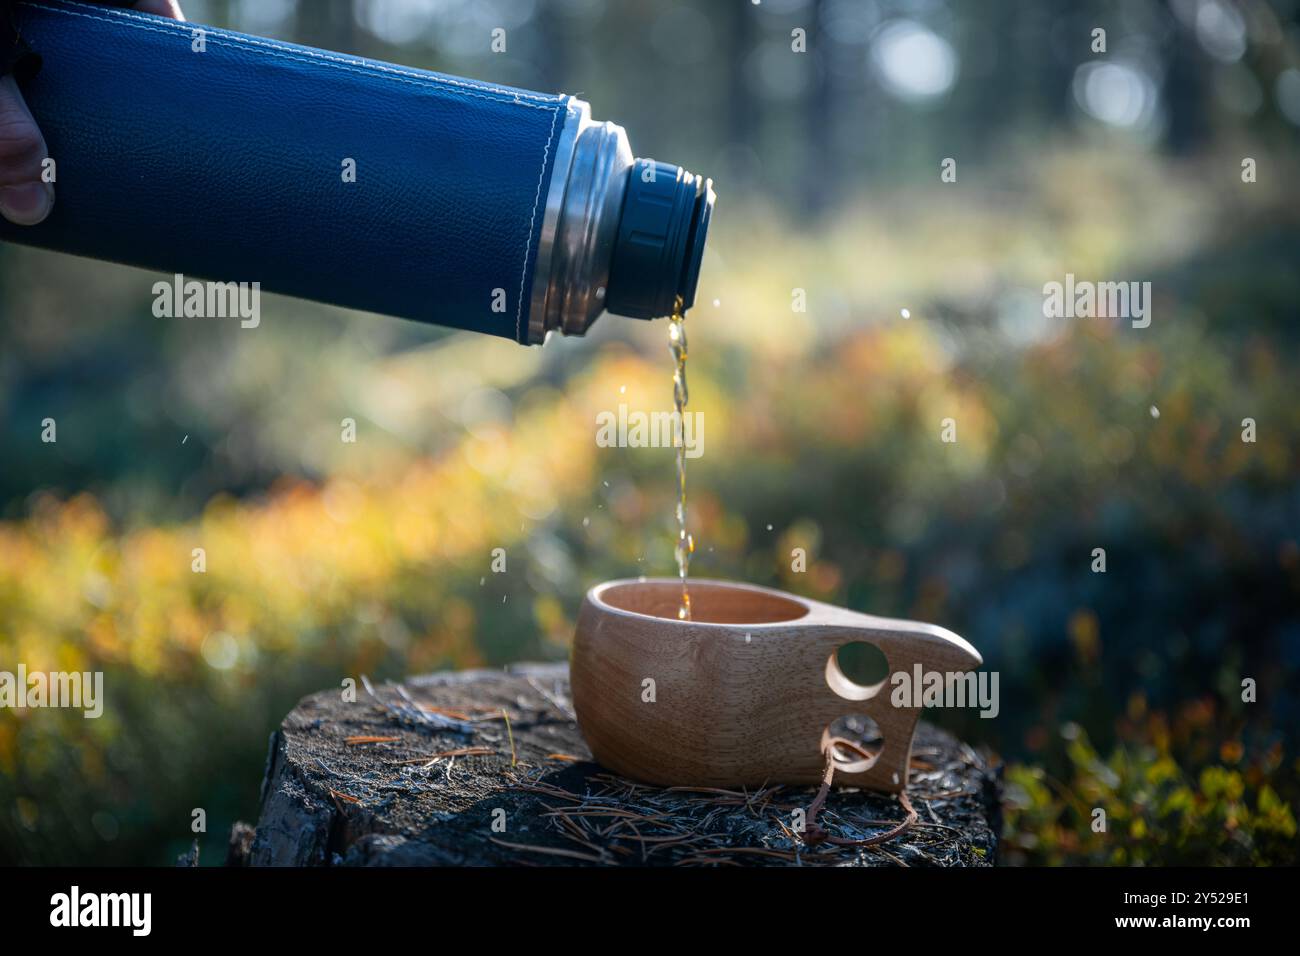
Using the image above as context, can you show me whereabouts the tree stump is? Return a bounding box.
[237,663,1001,866]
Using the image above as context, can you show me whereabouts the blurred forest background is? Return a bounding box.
[2,0,1298,865]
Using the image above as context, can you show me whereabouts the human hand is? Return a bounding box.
[0,0,184,225]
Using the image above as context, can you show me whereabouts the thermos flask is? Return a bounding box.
[0,0,715,343]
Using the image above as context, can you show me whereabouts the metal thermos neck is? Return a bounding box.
[527,99,714,344]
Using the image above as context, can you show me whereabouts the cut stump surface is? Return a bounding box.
[240,663,1000,866]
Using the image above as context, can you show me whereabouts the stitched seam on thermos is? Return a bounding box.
[25,0,568,341]
[518,104,564,343]
[34,0,564,108]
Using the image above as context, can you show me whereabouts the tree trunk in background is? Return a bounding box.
[294,0,357,56]
[726,0,757,171]
[533,0,569,94]
[803,0,835,218]
[1165,25,1211,155]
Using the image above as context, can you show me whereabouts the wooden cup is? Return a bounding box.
[571,578,982,793]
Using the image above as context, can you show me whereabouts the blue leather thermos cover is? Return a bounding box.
[0,0,570,342]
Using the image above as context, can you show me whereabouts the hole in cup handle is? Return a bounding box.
[802,602,983,793]
[804,602,983,679]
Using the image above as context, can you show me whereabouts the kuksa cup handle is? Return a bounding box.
[801,602,983,792]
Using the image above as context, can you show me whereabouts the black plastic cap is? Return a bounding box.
[605,159,714,320]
